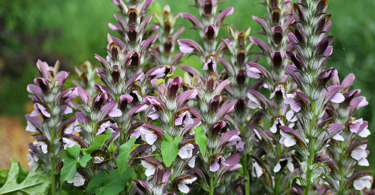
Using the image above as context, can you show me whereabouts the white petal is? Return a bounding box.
[178,182,190,193]
[284,137,297,147]
[141,160,156,177]
[359,127,371,138]
[33,141,48,154]
[273,161,281,172]
[332,134,344,141]
[94,157,104,164]
[270,122,278,133]
[178,144,194,159]
[108,109,122,117]
[330,93,345,103]
[188,156,197,168]
[26,121,38,132]
[286,110,297,122]
[287,161,294,172]
[354,179,365,190]
[67,172,85,187]
[358,158,369,166]
[64,106,73,114]
[351,148,367,160]
[144,133,157,145]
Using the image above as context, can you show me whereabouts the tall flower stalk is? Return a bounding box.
[26,60,72,194]
[325,73,372,194]
[248,0,294,195]
[284,0,354,193]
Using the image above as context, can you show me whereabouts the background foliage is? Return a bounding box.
[0,0,374,172]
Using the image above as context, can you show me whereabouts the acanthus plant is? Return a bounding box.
[0,0,373,195]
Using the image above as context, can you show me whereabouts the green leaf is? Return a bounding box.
[0,160,50,195]
[60,145,87,182]
[161,134,182,167]
[108,142,117,153]
[184,72,191,84]
[117,136,136,175]
[79,155,92,167]
[60,157,77,182]
[66,145,80,159]
[86,131,112,154]
[194,126,207,156]
[87,169,133,195]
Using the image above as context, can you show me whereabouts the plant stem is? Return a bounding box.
[338,141,345,195]
[50,126,56,195]
[303,138,315,195]
[274,142,282,195]
[209,148,215,195]
[243,153,251,195]
[209,177,215,195]
[303,101,317,195]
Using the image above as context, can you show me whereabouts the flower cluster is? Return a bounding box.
[20,0,373,195]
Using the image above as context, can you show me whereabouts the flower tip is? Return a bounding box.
[227,7,234,16]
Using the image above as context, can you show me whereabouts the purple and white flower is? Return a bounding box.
[274,158,294,172]
[252,160,263,178]
[175,111,194,126]
[94,157,104,164]
[177,177,197,193]
[63,138,81,150]
[270,85,286,99]
[270,117,285,133]
[351,144,369,166]
[141,160,156,177]
[27,153,39,169]
[210,156,230,172]
[226,134,244,152]
[30,103,50,117]
[33,141,48,154]
[279,130,297,147]
[178,143,194,159]
[353,176,373,190]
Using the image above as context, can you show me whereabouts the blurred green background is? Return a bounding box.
[0,0,374,170]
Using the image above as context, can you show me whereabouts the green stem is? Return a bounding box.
[303,138,315,195]
[50,126,56,195]
[243,154,251,195]
[209,177,215,195]
[274,142,282,195]
[303,100,317,195]
[338,141,345,195]
[209,148,215,195]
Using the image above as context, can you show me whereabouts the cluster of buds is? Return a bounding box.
[109,0,157,77]
[21,0,373,195]
[179,0,234,76]
[150,5,185,67]
[72,61,98,97]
